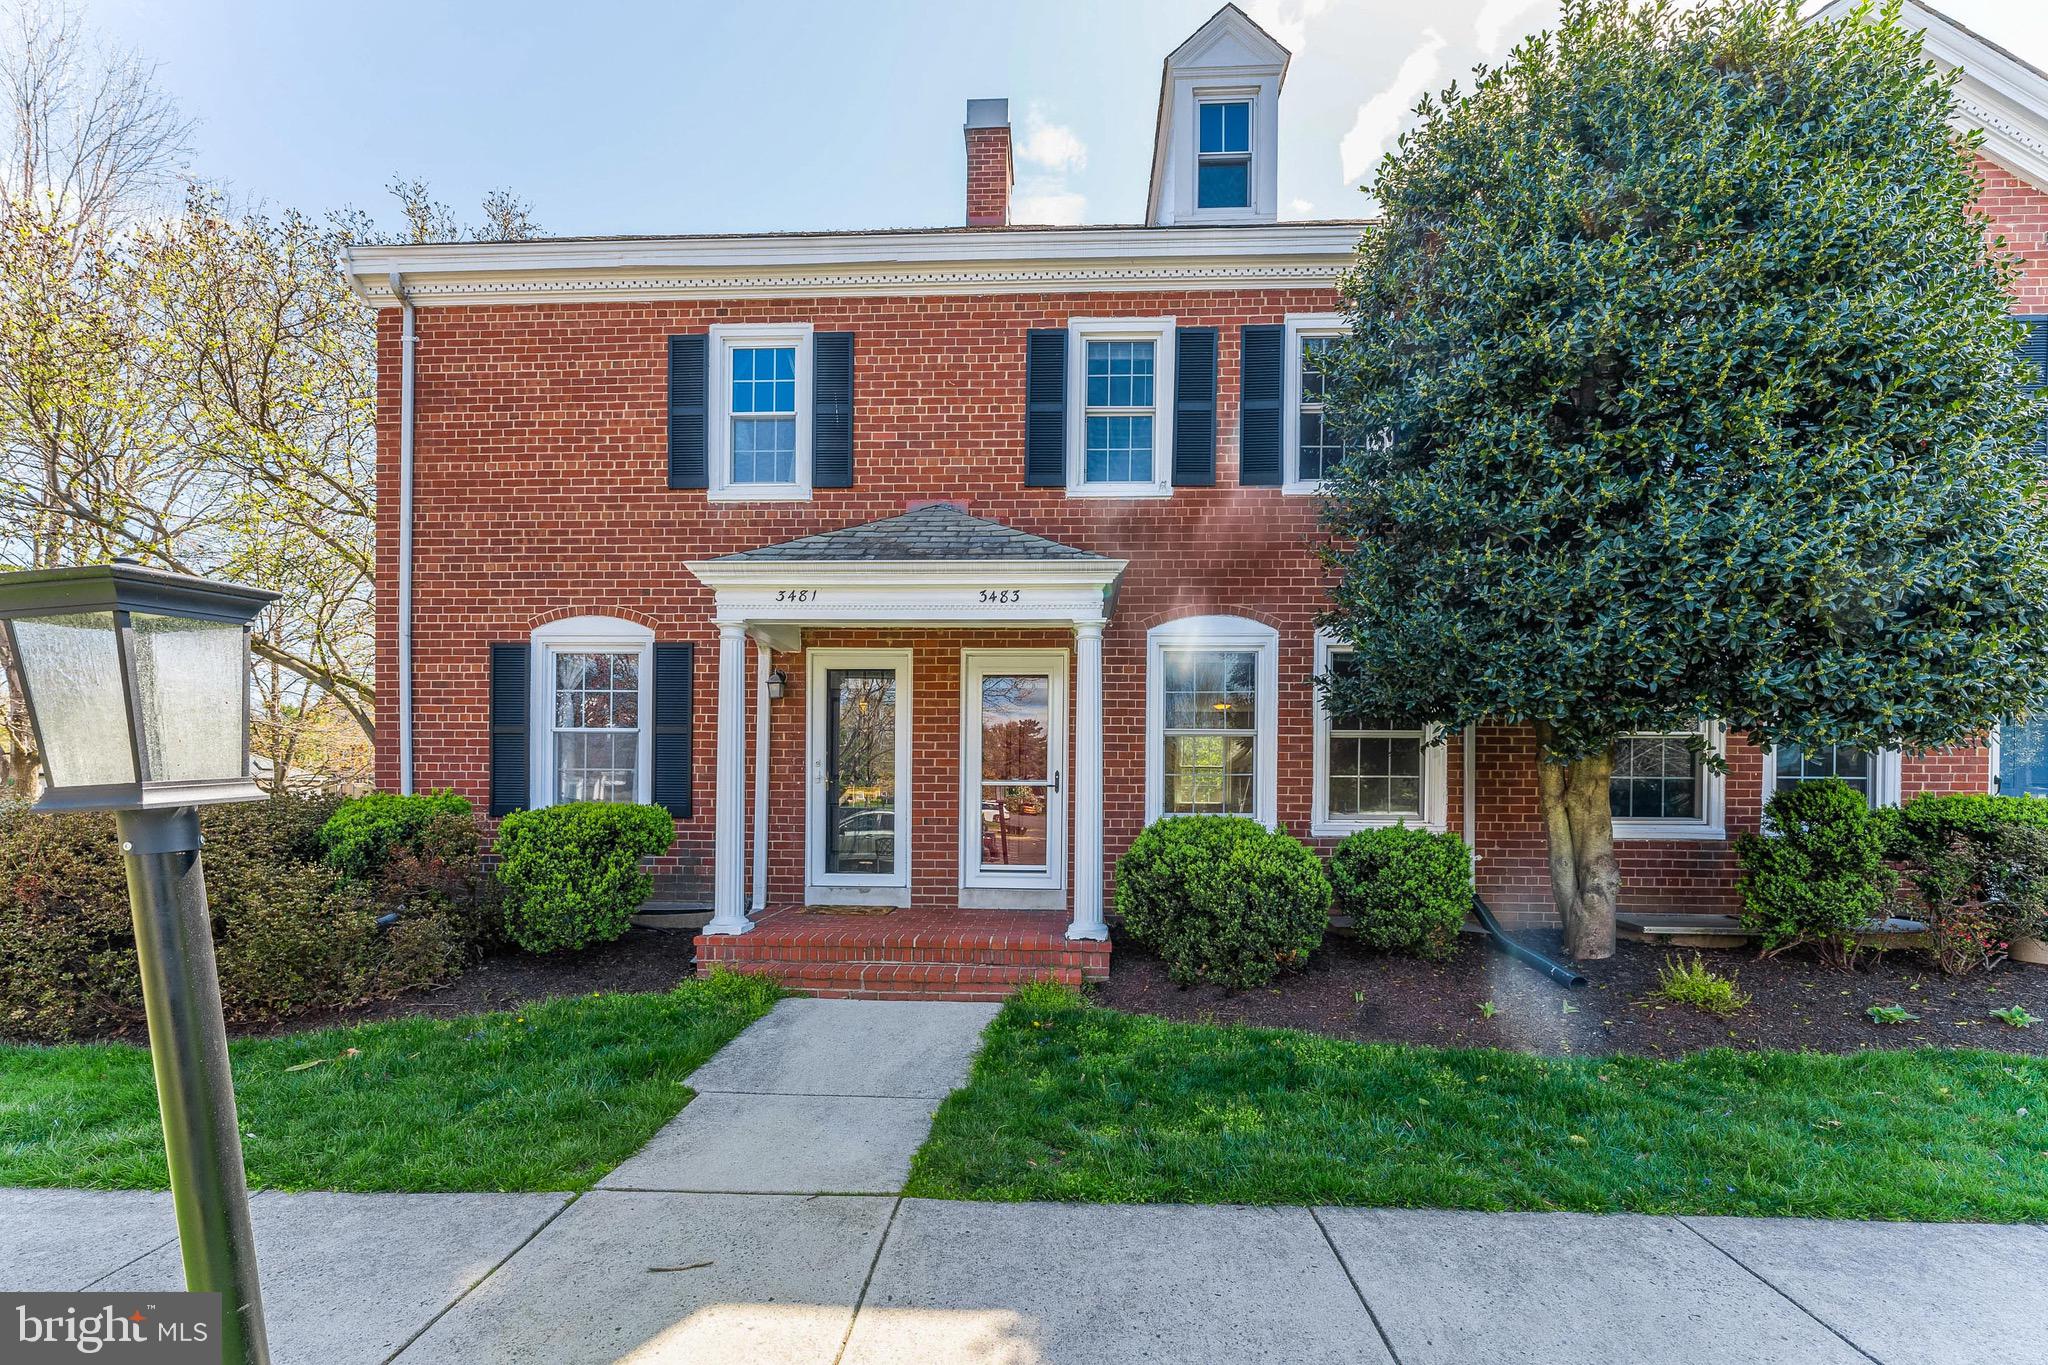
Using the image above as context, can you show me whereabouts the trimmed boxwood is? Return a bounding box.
[319,791,473,880]
[1736,779,1893,966]
[1329,825,1472,961]
[494,802,676,954]
[1114,815,1331,989]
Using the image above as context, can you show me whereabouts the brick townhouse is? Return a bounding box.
[344,2,2048,997]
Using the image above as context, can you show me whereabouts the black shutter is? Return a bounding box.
[651,643,694,818]
[813,331,855,488]
[1024,328,1068,486]
[2021,316,2048,458]
[488,644,530,817]
[667,335,708,489]
[1238,324,1285,486]
[1173,326,1217,486]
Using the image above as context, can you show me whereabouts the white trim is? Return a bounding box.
[805,648,913,907]
[1610,723,1727,842]
[1309,631,1448,837]
[526,615,655,809]
[341,223,1365,307]
[1144,615,1280,829]
[707,322,813,502]
[1282,312,1346,495]
[1758,742,1903,810]
[686,557,1126,631]
[958,649,1069,908]
[1066,317,1177,498]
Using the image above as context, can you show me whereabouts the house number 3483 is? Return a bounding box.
[774,589,818,603]
[979,589,1022,605]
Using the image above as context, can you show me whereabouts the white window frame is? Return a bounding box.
[1283,313,1346,495]
[528,615,655,809]
[1309,632,1447,836]
[1145,615,1279,828]
[1194,94,1253,212]
[1167,77,1278,225]
[805,647,913,908]
[958,649,1069,908]
[1066,317,1176,499]
[707,321,813,502]
[1610,723,1727,842]
[1759,742,1902,810]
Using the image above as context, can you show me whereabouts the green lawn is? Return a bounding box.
[0,971,779,1193]
[906,983,2048,1222]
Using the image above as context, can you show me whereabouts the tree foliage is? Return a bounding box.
[1317,0,2048,955]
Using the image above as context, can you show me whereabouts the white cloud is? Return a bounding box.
[1474,0,1547,58]
[1012,189,1086,226]
[1340,27,1448,186]
[1289,197,1317,215]
[1016,105,1087,174]
[1244,0,1335,52]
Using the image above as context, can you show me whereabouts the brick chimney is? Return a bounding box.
[964,98,1012,227]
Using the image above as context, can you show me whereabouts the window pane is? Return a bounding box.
[1085,414,1153,484]
[1608,735,1703,820]
[826,668,897,876]
[1199,100,1249,153]
[1163,649,1256,729]
[1197,159,1250,209]
[1773,743,1874,801]
[731,345,795,415]
[980,674,1050,781]
[733,415,796,484]
[2002,716,2048,797]
[1085,340,1154,408]
[980,784,1049,870]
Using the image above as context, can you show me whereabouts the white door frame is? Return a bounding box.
[806,648,913,907]
[958,649,1069,909]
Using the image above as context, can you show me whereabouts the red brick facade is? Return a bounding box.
[372,166,2044,928]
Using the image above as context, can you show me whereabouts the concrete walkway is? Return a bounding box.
[6,997,2045,1364]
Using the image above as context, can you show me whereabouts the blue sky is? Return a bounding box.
[79,0,2048,238]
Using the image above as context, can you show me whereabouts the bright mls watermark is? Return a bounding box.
[4,1294,220,1363]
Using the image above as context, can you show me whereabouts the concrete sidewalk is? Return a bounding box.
[6,997,2045,1364]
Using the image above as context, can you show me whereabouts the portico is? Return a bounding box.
[684,504,1126,947]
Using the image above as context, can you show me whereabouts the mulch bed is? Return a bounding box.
[1094,927,2048,1057]
[228,926,701,1039]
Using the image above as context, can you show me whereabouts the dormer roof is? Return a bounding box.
[1145,5,1292,227]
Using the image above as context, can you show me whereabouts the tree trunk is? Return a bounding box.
[1532,722,1620,960]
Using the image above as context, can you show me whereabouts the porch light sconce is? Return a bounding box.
[0,559,277,1365]
[767,669,787,701]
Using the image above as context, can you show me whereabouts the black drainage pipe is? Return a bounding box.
[1471,894,1588,988]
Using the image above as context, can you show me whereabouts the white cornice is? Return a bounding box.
[343,223,1366,308]
[1812,0,2048,192]
[685,557,1129,631]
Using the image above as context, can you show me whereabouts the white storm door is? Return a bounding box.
[960,651,1067,893]
[806,649,912,903]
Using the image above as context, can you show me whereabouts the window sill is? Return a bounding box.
[1612,820,1726,842]
[1066,483,1173,500]
[707,484,812,503]
[1312,815,1443,839]
[1281,480,1327,497]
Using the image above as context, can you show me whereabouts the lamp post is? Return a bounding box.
[0,562,278,1365]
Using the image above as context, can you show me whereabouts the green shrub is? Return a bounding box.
[494,802,675,954]
[1113,816,1331,989]
[1650,953,1750,1017]
[320,791,473,880]
[1881,793,2048,973]
[1735,779,1892,967]
[0,795,489,1043]
[1328,825,1471,960]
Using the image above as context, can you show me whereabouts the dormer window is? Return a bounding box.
[1197,100,1251,209]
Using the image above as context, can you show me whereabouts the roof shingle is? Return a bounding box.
[711,504,1106,563]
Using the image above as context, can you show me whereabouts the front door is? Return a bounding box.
[807,649,913,905]
[961,651,1067,904]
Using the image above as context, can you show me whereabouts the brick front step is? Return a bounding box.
[693,905,1110,1000]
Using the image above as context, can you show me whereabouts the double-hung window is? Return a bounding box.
[1066,318,1175,497]
[1310,633,1446,834]
[1609,725,1724,840]
[1196,99,1251,209]
[708,322,813,500]
[1147,616,1278,826]
[528,616,654,809]
[1762,741,1899,809]
[1283,315,1347,492]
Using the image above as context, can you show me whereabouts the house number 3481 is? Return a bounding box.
[774,589,818,603]
[979,589,1022,604]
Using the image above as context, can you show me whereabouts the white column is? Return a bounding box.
[704,622,753,936]
[1068,620,1108,941]
[751,636,771,913]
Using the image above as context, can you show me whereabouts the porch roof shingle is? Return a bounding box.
[710,503,1108,563]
